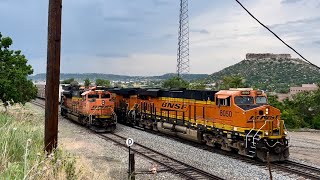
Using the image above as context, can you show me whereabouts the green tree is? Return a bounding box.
[61,78,74,84]
[270,88,320,129]
[84,78,91,87]
[95,79,110,87]
[0,33,37,109]
[189,81,206,90]
[162,76,189,89]
[219,76,245,89]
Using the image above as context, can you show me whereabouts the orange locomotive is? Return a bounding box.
[111,88,289,162]
[61,85,117,132]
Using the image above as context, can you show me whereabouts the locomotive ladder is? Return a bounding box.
[245,120,270,158]
[88,106,99,125]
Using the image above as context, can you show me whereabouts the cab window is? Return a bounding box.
[101,94,111,98]
[234,96,254,105]
[256,96,267,104]
[88,94,99,99]
[216,97,231,106]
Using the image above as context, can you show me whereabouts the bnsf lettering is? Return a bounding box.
[91,106,107,110]
[220,110,232,117]
[248,115,279,122]
[162,102,186,109]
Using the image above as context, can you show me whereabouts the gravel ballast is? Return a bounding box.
[30,103,182,180]
[287,131,320,168]
[115,125,296,180]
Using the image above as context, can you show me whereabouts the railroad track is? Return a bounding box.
[31,98,222,179]
[127,124,320,180]
[97,133,223,180]
[30,99,46,108]
[273,160,320,180]
[31,98,320,179]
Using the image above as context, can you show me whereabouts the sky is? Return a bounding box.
[0,0,319,76]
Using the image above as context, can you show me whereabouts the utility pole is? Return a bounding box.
[176,0,190,77]
[45,0,62,153]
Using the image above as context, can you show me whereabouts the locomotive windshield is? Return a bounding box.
[234,96,254,105]
[256,96,267,104]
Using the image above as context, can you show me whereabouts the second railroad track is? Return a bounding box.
[97,133,223,180]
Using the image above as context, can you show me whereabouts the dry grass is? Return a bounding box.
[0,103,85,179]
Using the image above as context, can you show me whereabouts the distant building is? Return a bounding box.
[289,84,318,96]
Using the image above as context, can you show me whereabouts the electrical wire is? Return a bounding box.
[234,0,320,70]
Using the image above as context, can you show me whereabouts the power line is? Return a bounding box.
[234,0,320,70]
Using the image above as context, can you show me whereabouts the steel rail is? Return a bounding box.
[98,133,223,180]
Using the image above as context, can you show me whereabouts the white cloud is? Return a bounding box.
[7,0,319,75]
[187,0,320,74]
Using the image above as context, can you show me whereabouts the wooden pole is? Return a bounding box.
[45,0,62,153]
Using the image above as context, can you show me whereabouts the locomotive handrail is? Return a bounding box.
[283,122,291,143]
[107,106,117,123]
[89,106,99,125]
[246,120,273,148]
[245,119,255,148]
[252,120,273,145]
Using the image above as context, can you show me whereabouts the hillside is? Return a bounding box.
[208,58,320,92]
[29,73,208,82]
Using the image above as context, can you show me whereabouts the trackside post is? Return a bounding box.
[126,138,135,180]
[45,0,62,153]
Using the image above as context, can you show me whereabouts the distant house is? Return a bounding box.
[289,84,319,96]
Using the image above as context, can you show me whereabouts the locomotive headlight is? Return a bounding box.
[102,100,105,105]
[265,131,269,136]
[284,131,288,135]
[265,108,269,115]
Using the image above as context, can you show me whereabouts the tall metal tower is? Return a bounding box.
[176,0,190,77]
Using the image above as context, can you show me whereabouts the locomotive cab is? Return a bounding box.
[213,89,289,161]
[81,90,114,119]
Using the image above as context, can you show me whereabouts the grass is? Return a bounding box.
[0,104,80,179]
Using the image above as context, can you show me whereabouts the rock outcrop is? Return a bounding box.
[246,53,291,60]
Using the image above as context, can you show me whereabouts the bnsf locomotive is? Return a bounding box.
[110,88,289,162]
[60,85,117,132]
